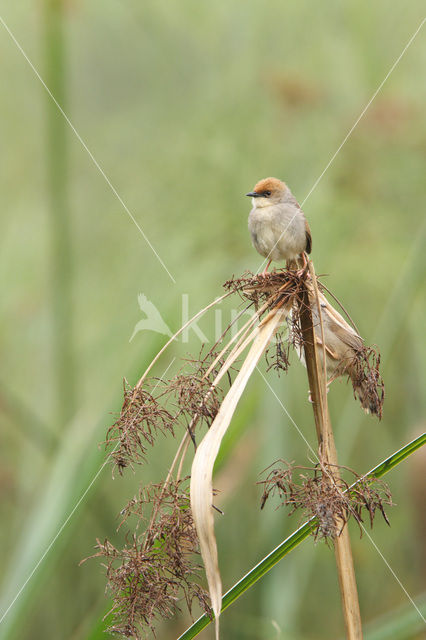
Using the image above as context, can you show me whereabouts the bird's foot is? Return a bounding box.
[296,267,310,279]
[259,258,273,278]
[296,252,310,278]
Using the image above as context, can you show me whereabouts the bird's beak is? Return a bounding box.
[246,191,261,197]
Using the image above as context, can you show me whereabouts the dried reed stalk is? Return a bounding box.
[298,262,363,639]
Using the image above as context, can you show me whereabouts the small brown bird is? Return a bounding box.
[295,289,382,416]
[247,177,312,275]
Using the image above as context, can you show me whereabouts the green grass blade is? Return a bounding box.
[44,0,75,429]
[177,432,426,640]
[363,591,426,639]
[365,432,426,479]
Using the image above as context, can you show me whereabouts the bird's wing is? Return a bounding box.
[287,192,312,254]
[322,303,364,350]
[304,219,312,254]
[312,290,363,350]
[315,334,339,359]
[332,323,363,350]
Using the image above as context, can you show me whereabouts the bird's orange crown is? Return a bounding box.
[252,177,286,195]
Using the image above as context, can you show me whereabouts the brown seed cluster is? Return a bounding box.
[105,350,227,475]
[83,479,211,638]
[349,345,385,419]
[224,268,303,307]
[259,461,393,542]
[106,380,175,474]
[167,352,227,437]
[265,330,291,374]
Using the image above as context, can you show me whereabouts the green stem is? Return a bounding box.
[177,432,426,640]
[44,0,75,431]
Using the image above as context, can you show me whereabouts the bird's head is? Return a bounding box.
[246,177,287,208]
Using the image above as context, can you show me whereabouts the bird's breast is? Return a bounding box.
[248,204,306,261]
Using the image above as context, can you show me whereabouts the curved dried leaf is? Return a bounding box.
[190,307,288,639]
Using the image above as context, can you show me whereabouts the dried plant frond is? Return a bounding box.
[224,269,304,309]
[265,330,291,374]
[348,473,393,528]
[167,350,229,435]
[190,305,291,637]
[259,460,393,542]
[106,379,175,474]
[223,270,307,377]
[83,478,210,639]
[349,345,385,418]
[105,350,229,475]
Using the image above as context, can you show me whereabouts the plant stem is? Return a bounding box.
[298,264,363,639]
[44,0,75,430]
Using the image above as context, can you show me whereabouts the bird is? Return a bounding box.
[247,177,312,276]
[293,288,382,417]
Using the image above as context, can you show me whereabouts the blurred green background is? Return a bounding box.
[0,1,425,639]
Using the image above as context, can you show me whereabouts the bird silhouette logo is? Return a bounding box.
[129,294,173,342]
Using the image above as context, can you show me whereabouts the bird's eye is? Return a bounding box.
[264,190,271,197]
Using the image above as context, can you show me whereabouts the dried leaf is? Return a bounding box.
[190,307,289,638]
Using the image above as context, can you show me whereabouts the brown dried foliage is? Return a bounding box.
[224,268,304,308]
[349,345,385,419]
[224,270,306,367]
[167,351,227,436]
[259,461,393,542]
[105,351,227,475]
[265,330,291,374]
[106,380,175,474]
[84,479,210,638]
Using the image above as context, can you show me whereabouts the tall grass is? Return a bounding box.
[44,0,75,430]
